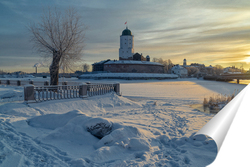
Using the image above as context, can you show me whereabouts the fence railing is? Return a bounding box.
[87,84,116,97]
[34,85,80,102]
[24,83,120,102]
[0,79,75,86]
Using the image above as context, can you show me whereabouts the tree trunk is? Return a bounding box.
[50,50,61,85]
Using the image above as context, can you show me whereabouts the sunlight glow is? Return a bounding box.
[243,56,250,64]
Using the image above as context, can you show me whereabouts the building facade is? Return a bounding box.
[104,61,164,73]
[133,53,146,61]
[92,59,111,72]
[171,64,188,77]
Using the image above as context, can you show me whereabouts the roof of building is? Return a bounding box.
[122,27,132,36]
[105,60,163,66]
[92,59,110,65]
[133,53,142,57]
[171,64,186,70]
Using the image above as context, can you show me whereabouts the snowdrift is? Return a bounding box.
[26,107,217,166]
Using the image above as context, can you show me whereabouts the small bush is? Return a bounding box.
[203,89,239,110]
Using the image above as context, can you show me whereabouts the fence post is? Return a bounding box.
[44,81,49,86]
[7,80,10,85]
[62,81,68,85]
[62,81,67,90]
[79,83,87,98]
[114,83,120,95]
[17,80,21,86]
[24,84,35,102]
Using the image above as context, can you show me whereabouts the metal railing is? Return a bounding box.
[24,83,120,102]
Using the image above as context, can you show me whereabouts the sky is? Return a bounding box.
[1,0,250,73]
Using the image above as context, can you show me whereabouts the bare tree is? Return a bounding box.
[185,66,199,77]
[214,65,224,75]
[29,7,85,85]
[153,58,173,73]
[82,63,90,72]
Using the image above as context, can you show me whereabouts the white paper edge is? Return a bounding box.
[196,84,249,151]
[207,83,250,166]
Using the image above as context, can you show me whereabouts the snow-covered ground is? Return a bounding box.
[0,78,246,166]
[0,85,23,103]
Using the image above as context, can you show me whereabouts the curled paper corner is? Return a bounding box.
[195,84,248,151]
[195,84,250,166]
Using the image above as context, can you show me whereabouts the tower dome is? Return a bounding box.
[122,27,132,36]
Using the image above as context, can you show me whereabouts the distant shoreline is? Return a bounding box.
[227,79,250,85]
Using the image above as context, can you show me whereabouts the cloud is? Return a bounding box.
[1,0,250,72]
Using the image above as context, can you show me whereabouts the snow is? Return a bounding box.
[0,85,23,103]
[0,78,246,166]
[33,63,43,67]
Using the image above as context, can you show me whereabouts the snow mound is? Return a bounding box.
[0,102,40,117]
[26,110,216,166]
[28,110,85,130]
[70,158,89,167]
[81,123,156,163]
[28,110,156,163]
[0,86,23,102]
[85,124,155,163]
[92,92,142,108]
[128,138,151,151]
[95,125,154,150]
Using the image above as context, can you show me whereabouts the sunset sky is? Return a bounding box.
[1,0,250,73]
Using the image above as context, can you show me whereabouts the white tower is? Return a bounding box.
[119,27,134,60]
[183,58,187,66]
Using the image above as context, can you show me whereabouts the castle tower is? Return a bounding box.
[119,27,134,60]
